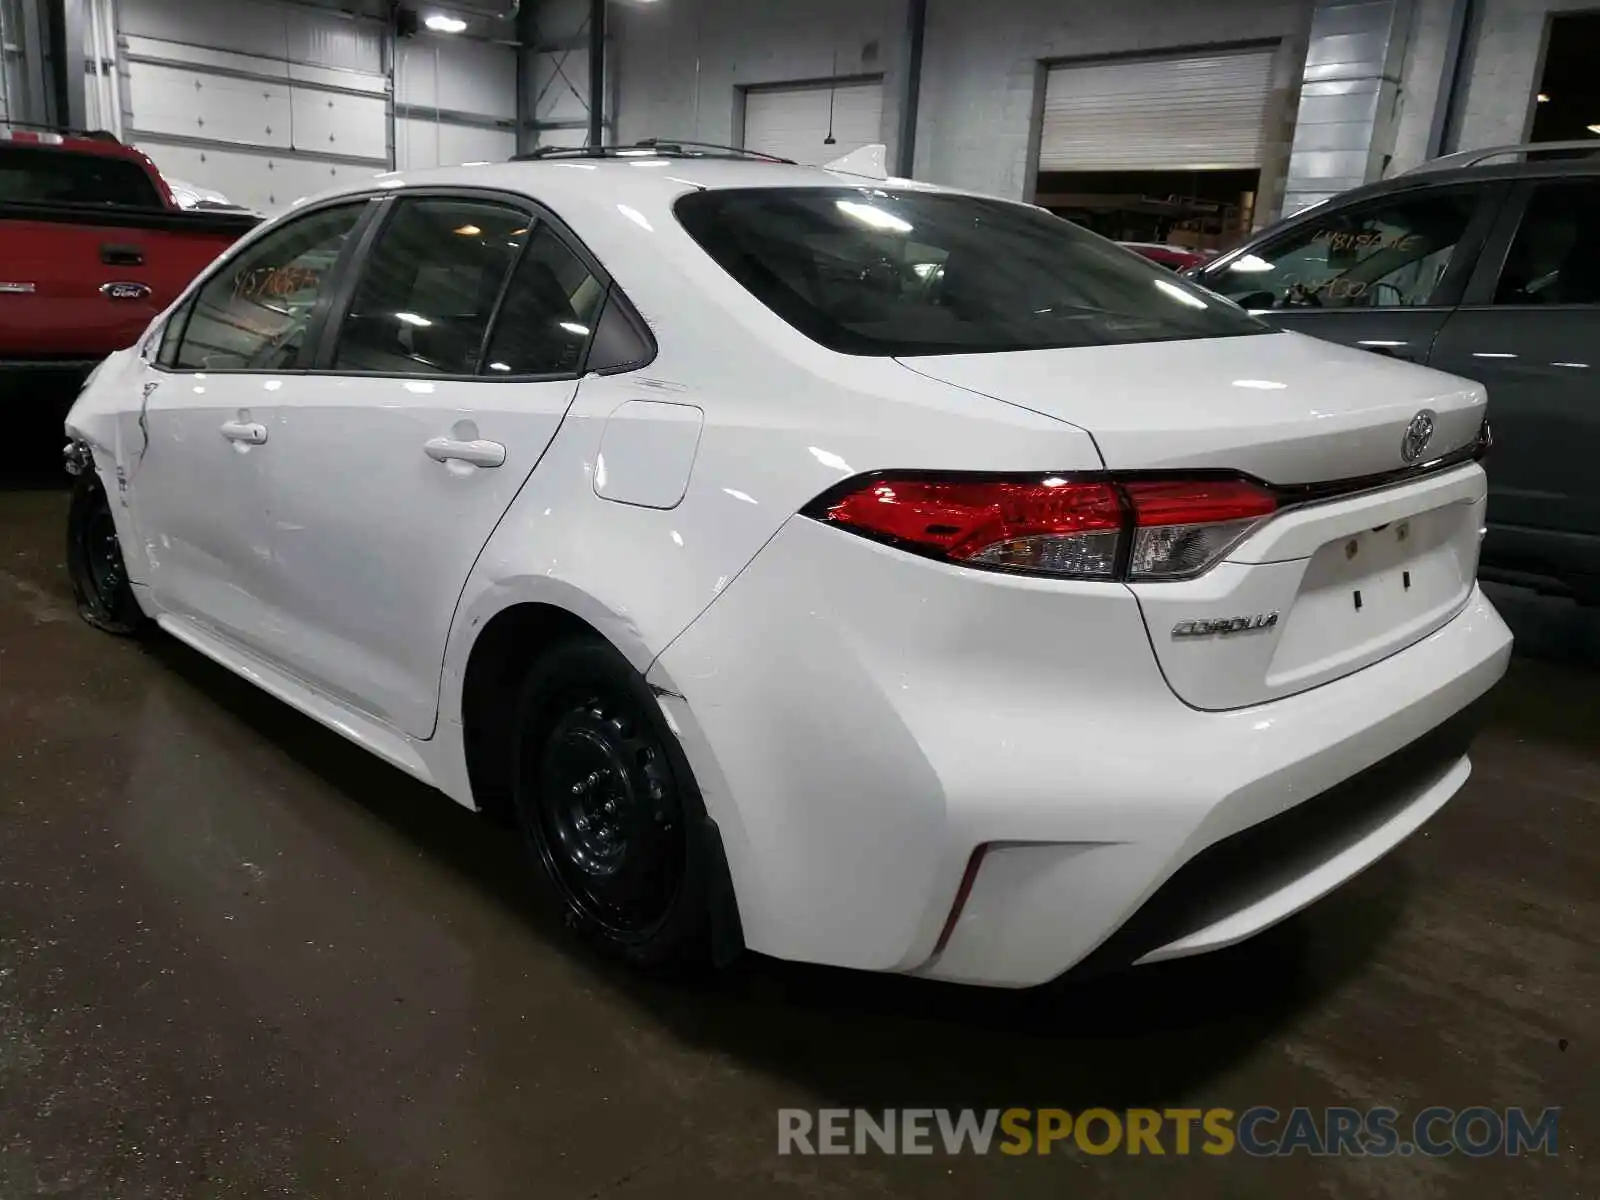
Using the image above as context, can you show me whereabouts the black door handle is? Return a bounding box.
[100,243,144,266]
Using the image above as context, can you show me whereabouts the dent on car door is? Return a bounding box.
[1199,185,1498,362]
[1428,177,1600,595]
[259,194,605,738]
[131,201,369,649]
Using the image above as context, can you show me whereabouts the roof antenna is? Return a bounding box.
[824,49,838,145]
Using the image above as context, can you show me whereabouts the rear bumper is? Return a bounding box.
[651,516,1513,988]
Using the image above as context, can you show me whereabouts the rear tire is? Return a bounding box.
[510,635,714,972]
[66,467,148,637]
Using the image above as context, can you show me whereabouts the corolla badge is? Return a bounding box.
[1172,612,1280,638]
[1401,409,1436,464]
[100,281,152,301]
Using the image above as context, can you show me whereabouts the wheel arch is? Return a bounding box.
[448,587,747,963]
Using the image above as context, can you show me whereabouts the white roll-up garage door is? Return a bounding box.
[1039,48,1276,172]
[743,80,883,166]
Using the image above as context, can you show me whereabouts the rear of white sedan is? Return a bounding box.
[647,179,1511,987]
[63,155,1511,989]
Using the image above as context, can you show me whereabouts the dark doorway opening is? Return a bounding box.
[1033,168,1260,254]
[1532,13,1600,143]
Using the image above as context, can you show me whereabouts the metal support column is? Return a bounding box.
[894,0,926,177]
[587,0,604,147]
[19,0,50,124]
[1426,0,1476,159]
[53,0,88,130]
[515,0,536,155]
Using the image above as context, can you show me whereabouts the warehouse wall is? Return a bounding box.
[915,0,1312,202]
[1435,0,1594,151]
[115,0,517,213]
[612,0,904,161]
[609,0,1311,216]
[1387,0,1594,174]
[394,32,518,169]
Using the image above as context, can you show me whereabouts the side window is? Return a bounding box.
[1492,181,1600,306]
[1209,191,1478,311]
[174,203,365,370]
[154,310,187,367]
[332,198,528,375]
[481,225,605,376]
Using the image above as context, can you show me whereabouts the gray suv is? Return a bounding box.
[1195,143,1600,605]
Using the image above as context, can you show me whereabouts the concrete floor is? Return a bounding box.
[1,465,1595,1199]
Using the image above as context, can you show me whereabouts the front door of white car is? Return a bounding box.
[249,195,605,738]
[133,202,369,654]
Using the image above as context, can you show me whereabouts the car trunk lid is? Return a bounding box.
[897,330,1485,484]
[899,331,1489,710]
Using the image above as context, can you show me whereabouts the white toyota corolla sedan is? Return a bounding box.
[64,144,1511,988]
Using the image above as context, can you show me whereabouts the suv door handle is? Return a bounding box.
[1359,344,1420,363]
[219,420,268,445]
[424,437,505,468]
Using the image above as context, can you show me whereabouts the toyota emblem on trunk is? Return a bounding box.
[1401,412,1440,464]
[1401,410,1436,464]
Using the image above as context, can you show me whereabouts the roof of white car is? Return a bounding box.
[307,153,962,213]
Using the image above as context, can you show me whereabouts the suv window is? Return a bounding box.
[173,203,365,371]
[676,188,1265,356]
[1209,190,1478,311]
[0,146,164,207]
[333,198,528,375]
[1493,180,1600,306]
[481,225,605,375]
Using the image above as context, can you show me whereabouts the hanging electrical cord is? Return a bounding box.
[824,48,838,146]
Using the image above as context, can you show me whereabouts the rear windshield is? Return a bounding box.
[674,188,1266,356]
[0,146,164,208]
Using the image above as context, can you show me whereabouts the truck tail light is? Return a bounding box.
[803,474,1278,582]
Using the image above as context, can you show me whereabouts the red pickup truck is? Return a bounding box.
[0,129,259,409]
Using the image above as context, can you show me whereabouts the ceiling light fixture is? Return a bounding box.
[1588,124,1600,135]
[424,13,466,33]
[1537,93,1550,103]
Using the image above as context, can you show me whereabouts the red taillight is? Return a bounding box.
[815,478,1125,578]
[806,474,1278,582]
[1122,478,1276,580]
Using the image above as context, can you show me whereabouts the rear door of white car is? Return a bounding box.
[253,190,607,738]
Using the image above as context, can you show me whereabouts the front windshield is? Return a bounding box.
[675,188,1268,356]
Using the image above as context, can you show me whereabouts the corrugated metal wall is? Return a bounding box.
[1039,48,1278,171]
[394,33,517,169]
[114,0,517,214]
[1281,0,1415,212]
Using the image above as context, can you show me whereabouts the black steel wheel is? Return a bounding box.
[511,636,714,969]
[66,467,147,636]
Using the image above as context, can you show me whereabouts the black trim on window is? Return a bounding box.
[147,183,656,383]
[583,284,658,375]
[302,185,652,383]
[299,194,394,369]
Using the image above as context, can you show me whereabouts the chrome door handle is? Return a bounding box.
[219,420,268,445]
[424,437,505,468]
